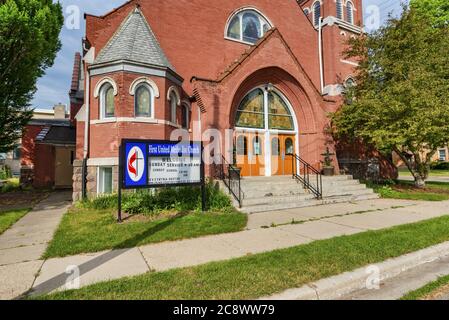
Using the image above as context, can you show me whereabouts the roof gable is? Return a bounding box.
[93,7,174,70]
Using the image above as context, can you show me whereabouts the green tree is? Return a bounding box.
[331,7,449,188]
[0,0,63,152]
[410,0,449,26]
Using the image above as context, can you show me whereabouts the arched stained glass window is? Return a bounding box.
[235,88,294,131]
[101,84,115,118]
[135,85,152,117]
[226,9,272,44]
[268,92,294,130]
[235,88,264,129]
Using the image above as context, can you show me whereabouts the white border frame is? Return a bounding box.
[224,6,273,45]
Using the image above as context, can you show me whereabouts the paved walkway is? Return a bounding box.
[24,198,449,297]
[0,192,71,299]
[399,174,449,183]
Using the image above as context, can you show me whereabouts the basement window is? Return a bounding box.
[98,167,113,195]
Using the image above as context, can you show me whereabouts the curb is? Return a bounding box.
[259,240,449,300]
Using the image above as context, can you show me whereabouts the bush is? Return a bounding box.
[81,181,234,215]
[0,166,12,180]
[430,162,449,170]
[0,178,20,193]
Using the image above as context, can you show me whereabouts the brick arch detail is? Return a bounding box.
[228,67,318,134]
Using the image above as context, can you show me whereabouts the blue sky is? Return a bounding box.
[31,0,407,110]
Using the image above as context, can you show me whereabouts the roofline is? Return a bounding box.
[88,59,184,82]
[84,0,135,19]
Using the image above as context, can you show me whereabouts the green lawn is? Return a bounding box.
[371,180,449,201]
[0,209,30,235]
[398,168,449,177]
[38,215,449,300]
[44,207,247,258]
[402,274,449,300]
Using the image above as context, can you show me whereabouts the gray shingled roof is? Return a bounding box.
[94,8,174,70]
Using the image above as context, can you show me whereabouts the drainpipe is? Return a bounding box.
[82,48,94,199]
[81,68,90,200]
[318,17,324,95]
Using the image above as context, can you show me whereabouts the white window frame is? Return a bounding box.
[133,84,154,118]
[94,77,118,120]
[224,7,273,45]
[336,0,343,20]
[346,0,354,25]
[439,149,447,161]
[312,1,322,27]
[97,166,113,195]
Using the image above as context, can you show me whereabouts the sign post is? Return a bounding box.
[118,139,206,222]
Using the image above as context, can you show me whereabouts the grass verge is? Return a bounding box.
[401,274,449,300]
[39,214,449,300]
[44,207,247,258]
[370,180,449,201]
[0,209,30,235]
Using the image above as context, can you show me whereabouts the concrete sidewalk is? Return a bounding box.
[0,192,71,299]
[27,198,449,297]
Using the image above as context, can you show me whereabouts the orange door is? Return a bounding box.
[281,135,295,176]
[235,134,250,177]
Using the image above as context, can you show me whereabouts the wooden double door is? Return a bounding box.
[235,132,296,177]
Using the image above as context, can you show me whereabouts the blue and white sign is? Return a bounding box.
[121,140,203,189]
[124,142,148,188]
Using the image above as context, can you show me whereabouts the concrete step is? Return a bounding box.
[242,194,317,207]
[240,193,380,214]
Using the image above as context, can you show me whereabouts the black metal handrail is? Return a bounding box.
[291,154,323,199]
[214,155,243,208]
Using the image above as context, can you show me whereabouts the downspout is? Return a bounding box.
[318,17,324,94]
[82,48,95,199]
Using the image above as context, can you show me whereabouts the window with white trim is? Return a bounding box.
[346,1,354,24]
[313,1,321,26]
[336,0,343,20]
[226,9,272,44]
[98,167,113,194]
[134,84,153,117]
[439,149,447,161]
[100,83,115,119]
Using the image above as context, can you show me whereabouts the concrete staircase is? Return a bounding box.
[221,175,379,214]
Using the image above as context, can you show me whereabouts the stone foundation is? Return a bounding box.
[72,160,119,202]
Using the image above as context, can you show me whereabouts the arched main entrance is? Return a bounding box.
[234,85,298,177]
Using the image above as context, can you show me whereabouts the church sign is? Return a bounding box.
[118,139,205,222]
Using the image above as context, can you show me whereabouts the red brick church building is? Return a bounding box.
[71,0,386,200]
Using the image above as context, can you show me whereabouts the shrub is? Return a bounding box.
[0,166,12,180]
[430,162,449,170]
[0,178,20,193]
[81,181,234,215]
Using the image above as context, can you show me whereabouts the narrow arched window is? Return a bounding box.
[226,9,272,44]
[304,8,310,16]
[135,85,152,117]
[181,104,189,129]
[346,1,354,24]
[313,1,321,26]
[169,92,178,124]
[336,0,343,20]
[100,83,115,119]
[253,136,263,156]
